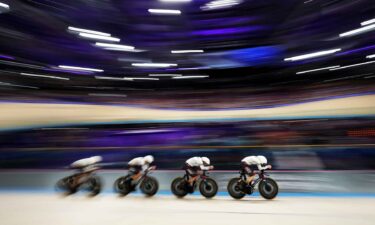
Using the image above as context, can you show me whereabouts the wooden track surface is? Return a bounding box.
[0,194,374,225]
[1,94,375,129]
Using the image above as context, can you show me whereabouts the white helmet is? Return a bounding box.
[257,155,267,164]
[201,157,210,166]
[144,155,154,164]
[90,156,102,164]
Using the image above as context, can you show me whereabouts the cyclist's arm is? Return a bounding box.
[257,164,271,171]
[200,165,214,170]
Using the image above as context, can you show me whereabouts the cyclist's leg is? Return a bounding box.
[187,166,199,185]
[243,165,256,185]
[129,166,142,180]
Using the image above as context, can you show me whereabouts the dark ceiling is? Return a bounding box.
[0,0,375,103]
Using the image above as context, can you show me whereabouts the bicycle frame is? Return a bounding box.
[131,166,156,186]
[239,169,268,187]
[200,170,210,180]
[71,167,100,187]
[184,169,210,181]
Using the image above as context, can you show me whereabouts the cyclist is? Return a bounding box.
[241,155,272,185]
[128,155,154,181]
[70,156,102,187]
[185,156,214,186]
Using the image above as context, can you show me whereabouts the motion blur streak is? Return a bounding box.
[20,73,70,80]
[296,66,340,74]
[1,1,375,225]
[173,75,208,79]
[330,61,375,71]
[361,18,375,26]
[57,65,104,72]
[339,23,375,37]
[132,63,178,67]
[0,94,374,130]
[78,33,121,42]
[67,26,111,36]
[159,0,191,2]
[284,49,341,61]
[94,42,135,50]
[148,9,182,15]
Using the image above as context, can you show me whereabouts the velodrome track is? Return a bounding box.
[0,193,374,225]
[1,94,375,130]
[0,170,375,225]
[1,170,375,194]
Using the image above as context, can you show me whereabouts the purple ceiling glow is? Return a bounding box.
[336,44,375,56]
[0,0,373,96]
[192,26,266,36]
[0,54,14,60]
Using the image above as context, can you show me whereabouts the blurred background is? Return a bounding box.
[0,0,375,219]
[0,0,375,225]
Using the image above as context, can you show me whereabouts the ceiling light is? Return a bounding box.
[171,50,204,54]
[95,42,135,50]
[79,33,120,42]
[0,2,9,10]
[173,75,209,79]
[361,18,375,26]
[131,63,177,67]
[68,26,111,36]
[95,76,133,81]
[149,74,182,77]
[330,61,375,71]
[284,48,341,61]
[20,73,70,80]
[366,54,375,59]
[104,48,144,52]
[339,24,375,37]
[58,65,103,72]
[201,0,242,10]
[148,9,181,15]
[124,77,159,80]
[296,66,340,74]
